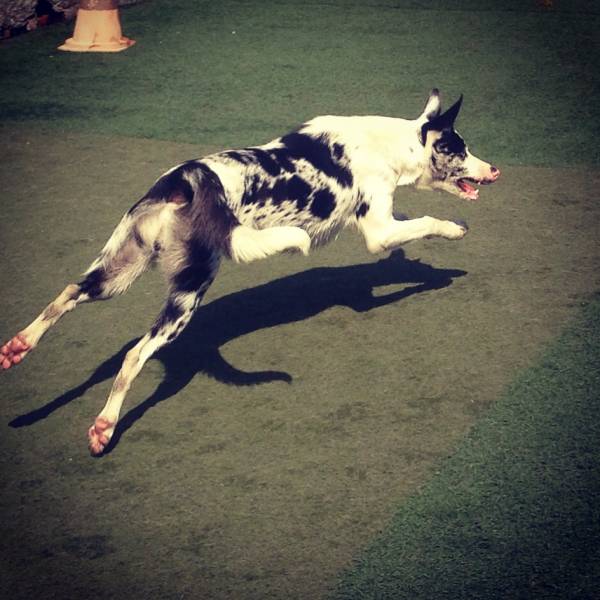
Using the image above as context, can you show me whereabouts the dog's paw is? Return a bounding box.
[88,416,115,456]
[1,334,31,370]
[451,219,469,232]
[443,219,469,240]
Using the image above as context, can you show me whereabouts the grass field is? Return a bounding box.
[1,2,599,599]
[334,294,600,599]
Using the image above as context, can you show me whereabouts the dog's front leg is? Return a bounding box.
[377,215,467,253]
[357,190,467,254]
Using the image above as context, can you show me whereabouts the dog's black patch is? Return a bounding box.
[269,147,296,173]
[166,318,189,343]
[332,142,345,161]
[272,175,312,209]
[151,297,185,337]
[433,130,467,158]
[279,132,353,188]
[172,240,215,293]
[242,173,313,211]
[286,175,312,206]
[356,201,369,218]
[252,149,282,177]
[271,179,288,205]
[224,150,252,165]
[79,268,106,299]
[310,188,336,220]
[241,175,271,206]
[226,148,296,177]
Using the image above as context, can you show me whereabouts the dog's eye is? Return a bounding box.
[434,133,466,157]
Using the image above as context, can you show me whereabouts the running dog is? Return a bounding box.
[1,89,500,455]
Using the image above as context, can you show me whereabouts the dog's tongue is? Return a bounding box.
[458,180,479,200]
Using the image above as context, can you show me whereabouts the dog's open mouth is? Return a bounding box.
[456,177,495,201]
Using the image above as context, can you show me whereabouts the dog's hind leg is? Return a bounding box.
[0,283,84,370]
[0,206,160,371]
[87,244,220,455]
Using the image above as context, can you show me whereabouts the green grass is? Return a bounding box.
[333,295,600,599]
[1,1,599,165]
[1,2,600,599]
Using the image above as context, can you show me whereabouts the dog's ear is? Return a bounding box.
[422,88,442,121]
[420,94,463,145]
[437,94,463,129]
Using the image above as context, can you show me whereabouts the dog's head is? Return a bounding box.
[417,90,500,201]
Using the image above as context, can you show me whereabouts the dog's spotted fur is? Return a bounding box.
[1,89,499,455]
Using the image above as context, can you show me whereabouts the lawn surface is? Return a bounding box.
[1,2,599,599]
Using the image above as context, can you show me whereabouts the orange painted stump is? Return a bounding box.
[58,0,135,53]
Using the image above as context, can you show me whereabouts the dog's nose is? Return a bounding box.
[490,166,500,180]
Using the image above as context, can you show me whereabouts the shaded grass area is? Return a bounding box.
[1,129,599,599]
[0,1,599,165]
[334,295,600,600]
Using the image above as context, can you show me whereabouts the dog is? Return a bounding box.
[1,89,500,455]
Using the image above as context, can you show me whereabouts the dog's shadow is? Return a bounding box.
[10,249,466,452]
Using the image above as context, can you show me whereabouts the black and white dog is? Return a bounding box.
[1,89,499,454]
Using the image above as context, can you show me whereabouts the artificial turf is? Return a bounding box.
[1,1,599,599]
[1,1,599,164]
[333,295,600,599]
